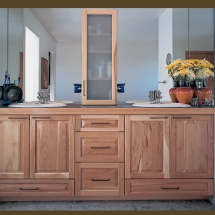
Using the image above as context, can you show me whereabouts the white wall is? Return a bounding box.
[23,8,56,100]
[56,40,158,102]
[158,8,173,101]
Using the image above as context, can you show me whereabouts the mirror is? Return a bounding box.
[0,8,23,91]
[0,8,214,103]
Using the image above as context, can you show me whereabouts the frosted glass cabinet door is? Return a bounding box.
[82,10,117,105]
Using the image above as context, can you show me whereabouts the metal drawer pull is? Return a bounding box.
[91,179,110,182]
[91,122,110,124]
[173,117,192,119]
[161,187,180,190]
[8,117,28,119]
[149,117,168,119]
[32,117,51,119]
[20,188,39,191]
[91,146,110,149]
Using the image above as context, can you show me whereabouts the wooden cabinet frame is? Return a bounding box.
[82,9,118,105]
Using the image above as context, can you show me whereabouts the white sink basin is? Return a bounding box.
[132,101,191,108]
[8,101,67,108]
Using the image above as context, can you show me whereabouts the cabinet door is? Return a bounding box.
[82,9,117,105]
[30,115,74,179]
[125,115,170,179]
[170,115,214,178]
[0,115,29,179]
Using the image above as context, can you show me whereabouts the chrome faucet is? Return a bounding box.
[154,90,162,103]
[148,90,163,104]
[37,90,44,104]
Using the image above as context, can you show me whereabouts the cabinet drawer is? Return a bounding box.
[75,163,124,196]
[125,179,214,196]
[75,115,124,131]
[75,132,124,162]
[0,180,74,196]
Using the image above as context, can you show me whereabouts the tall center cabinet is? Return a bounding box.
[82,10,117,105]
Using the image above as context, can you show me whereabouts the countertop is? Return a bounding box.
[0,102,214,115]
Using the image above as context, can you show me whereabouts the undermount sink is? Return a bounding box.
[8,101,67,108]
[132,101,191,108]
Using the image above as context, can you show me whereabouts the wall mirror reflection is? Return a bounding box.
[0,8,214,103]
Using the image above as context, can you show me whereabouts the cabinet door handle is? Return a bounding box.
[91,179,110,182]
[91,122,110,125]
[149,117,168,119]
[161,187,180,190]
[172,117,192,119]
[91,146,110,149]
[8,117,28,119]
[20,188,39,191]
[31,117,51,119]
[83,80,86,96]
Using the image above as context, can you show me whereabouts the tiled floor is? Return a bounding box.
[0,200,215,211]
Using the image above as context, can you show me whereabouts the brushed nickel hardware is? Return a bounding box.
[8,117,28,119]
[20,188,39,191]
[91,122,110,124]
[91,146,110,149]
[149,117,168,119]
[32,117,51,119]
[161,187,180,190]
[91,179,110,182]
[83,80,86,96]
[173,117,192,119]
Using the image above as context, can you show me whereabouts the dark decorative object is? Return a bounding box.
[41,57,49,89]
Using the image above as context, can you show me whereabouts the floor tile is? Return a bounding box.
[171,200,212,211]
[105,200,135,211]
[70,201,106,210]
[132,200,175,211]
[36,201,73,210]
[202,200,215,210]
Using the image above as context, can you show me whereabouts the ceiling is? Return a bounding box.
[30,8,167,42]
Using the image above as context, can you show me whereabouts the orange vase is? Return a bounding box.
[175,87,194,104]
[195,87,212,104]
[169,87,178,103]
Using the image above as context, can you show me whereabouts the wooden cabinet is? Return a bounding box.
[125,114,214,198]
[125,179,214,197]
[75,114,124,196]
[30,115,74,179]
[75,163,124,196]
[82,9,118,105]
[0,111,214,200]
[170,115,214,179]
[0,179,74,197]
[75,132,124,163]
[125,115,170,179]
[75,115,124,131]
[0,115,29,179]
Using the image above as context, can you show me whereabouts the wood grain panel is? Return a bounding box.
[75,132,124,162]
[125,115,169,179]
[0,115,29,179]
[170,115,214,178]
[75,115,124,131]
[30,115,74,179]
[0,180,74,196]
[75,163,124,196]
[125,179,214,196]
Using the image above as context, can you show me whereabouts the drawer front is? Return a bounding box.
[0,180,74,196]
[75,163,124,196]
[125,179,214,196]
[75,115,124,131]
[75,132,124,162]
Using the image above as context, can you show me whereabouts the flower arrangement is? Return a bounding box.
[166,58,214,82]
